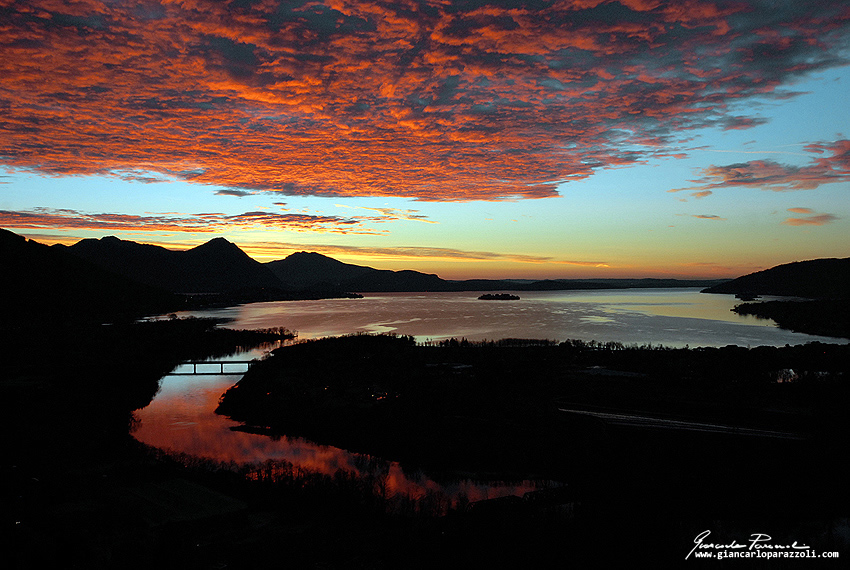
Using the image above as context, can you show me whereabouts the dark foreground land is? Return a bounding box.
[7,323,850,568]
[733,299,850,339]
[703,256,850,339]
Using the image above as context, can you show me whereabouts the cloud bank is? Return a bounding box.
[1,0,849,200]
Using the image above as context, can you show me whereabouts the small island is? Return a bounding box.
[478,293,520,300]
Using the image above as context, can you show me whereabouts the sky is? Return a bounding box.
[1,0,849,279]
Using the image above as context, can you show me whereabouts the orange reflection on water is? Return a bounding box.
[133,367,543,510]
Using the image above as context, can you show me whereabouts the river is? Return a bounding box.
[132,345,551,512]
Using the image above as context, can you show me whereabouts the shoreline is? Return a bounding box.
[732,298,850,339]
[8,321,850,567]
[216,335,849,475]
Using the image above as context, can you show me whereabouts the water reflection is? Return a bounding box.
[133,349,548,513]
[136,290,844,513]
[169,289,840,348]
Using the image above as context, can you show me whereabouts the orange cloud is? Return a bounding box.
[1,1,849,201]
[782,215,839,226]
[0,208,389,235]
[781,209,839,226]
[239,240,607,266]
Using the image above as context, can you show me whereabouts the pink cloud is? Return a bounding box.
[781,213,839,226]
[671,140,850,193]
[779,206,839,226]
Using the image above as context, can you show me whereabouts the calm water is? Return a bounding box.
[134,289,843,509]
[133,347,547,511]
[172,289,840,348]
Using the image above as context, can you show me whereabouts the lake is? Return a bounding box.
[171,288,840,348]
[133,289,843,512]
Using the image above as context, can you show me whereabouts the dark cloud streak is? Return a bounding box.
[0,208,388,235]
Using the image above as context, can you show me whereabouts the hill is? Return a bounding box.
[265,251,374,289]
[268,252,726,292]
[63,235,286,295]
[0,228,177,323]
[10,230,730,301]
[266,251,447,292]
[701,257,850,299]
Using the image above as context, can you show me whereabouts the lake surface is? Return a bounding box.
[172,289,841,348]
[134,289,843,511]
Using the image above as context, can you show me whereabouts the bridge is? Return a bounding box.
[169,360,257,375]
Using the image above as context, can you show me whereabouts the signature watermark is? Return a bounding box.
[686,530,841,560]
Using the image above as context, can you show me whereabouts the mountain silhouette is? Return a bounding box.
[26,232,730,298]
[266,252,374,289]
[701,257,850,299]
[1,228,176,323]
[267,252,726,292]
[63,235,285,294]
[266,251,446,292]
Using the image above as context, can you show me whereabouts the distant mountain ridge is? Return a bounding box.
[265,251,446,292]
[1,228,176,323]
[62,235,284,294]
[4,229,729,306]
[5,227,848,339]
[701,258,850,299]
[268,251,727,292]
[265,252,375,289]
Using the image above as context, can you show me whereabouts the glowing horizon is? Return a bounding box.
[2,0,848,280]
